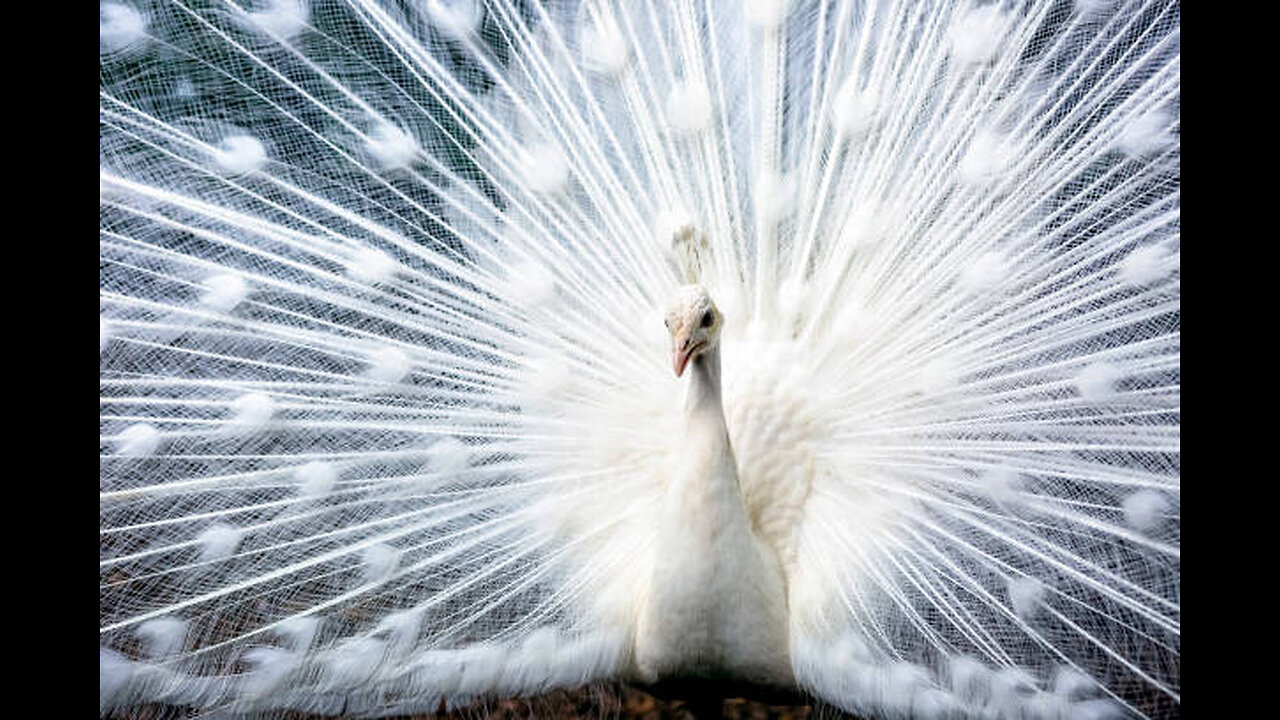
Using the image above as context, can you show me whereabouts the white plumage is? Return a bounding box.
[100,0,1180,718]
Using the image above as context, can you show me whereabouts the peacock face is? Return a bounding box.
[665,285,721,377]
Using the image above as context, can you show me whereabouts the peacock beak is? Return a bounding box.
[673,336,704,377]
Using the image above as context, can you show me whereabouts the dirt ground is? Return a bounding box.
[106,679,864,719]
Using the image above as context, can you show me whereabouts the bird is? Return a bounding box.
[99,0,1180,718]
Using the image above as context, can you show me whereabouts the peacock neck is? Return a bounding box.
[684,346,725,419]
[675,344,740,500]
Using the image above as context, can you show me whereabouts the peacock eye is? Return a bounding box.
[701,311,714,328]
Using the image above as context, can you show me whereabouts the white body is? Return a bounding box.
[632,348,792,684]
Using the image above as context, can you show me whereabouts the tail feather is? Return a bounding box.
[100,626,629,716]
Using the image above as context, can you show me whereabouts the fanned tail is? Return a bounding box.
[101,0,1177,717]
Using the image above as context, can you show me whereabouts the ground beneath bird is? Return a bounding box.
[106,681,868,719]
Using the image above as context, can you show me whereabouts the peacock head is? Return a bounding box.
[665,285,722,377]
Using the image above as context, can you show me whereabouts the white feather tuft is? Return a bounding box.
[1053,666,1098,700]
[507,260,557,309]
[365,346,411,384]
[457,645,507,695]
[831,79,879,141]
[500,627,561,691]
[240,647,300,699]
[1008,576,1045,620]
[229,393,275,432]
[958,130,1019,186]
[950,6,1010,66]
[345,246,398,284]
[829,633,873,668]
[196,523,244,562]
[912,689,956,720]
[295,460,338,497]
[1122,489,1170,533]
[377,608,426,659]
[1116,110,1175,157]
[245,0,309,39]
[100,648,135,713]
[211,135,267,175]
[274,616,322,652]
[777,276,810,326]
[1118,243,1173,286]
[1074,361,1123,401]
[518,143,570,194]
[100,3,147,53]
[744,0,788,28]
[883,661,931,715]
[360,544,400,585]
[958,250,1009,293]
[916,358,958,395]
[323,638,385,691]
[837,204,889,247]
[1025,690,1069,720]
[753,169,795,226]
[201,273,249,313]
[425,0,483,38]
[988,666,1038,713]
[981,468,1024,510]
[581,19,629,76]
[666,81,713,134]
[949,655,992,706]
[429,436,472,479]
[116,423,161,457]
[365,123,419,170]
[136,616,188,660]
